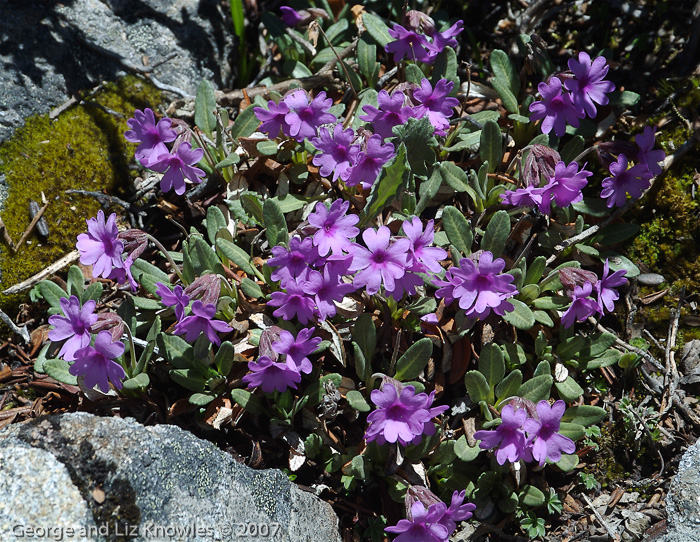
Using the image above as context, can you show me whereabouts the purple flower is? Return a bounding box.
[635,126,665,176]
[271,327,321,374]
[345,134,395,189]
[403,217,447,274]
[155,282,190,321]
[412,79,459,136]
[283,90,336,142]
[242,355,302,393]
[280,6,303,26]
[149,142,206,195]
[124,108,177,167]
[474,404,528,464]
[385,501,450,542]
[561,281,599,328]
[267,236,318,283]
[48,296,98,361]
[76,211,125,279]
[268,274,319,324]
[365,381,447,446]
[348,226,411,295]
[430,20,464,53]
[600,154,652,208]
[440,490,476,533]
[528,400,576,466]
[311,124,360,182]
[254,100,291,139]
[547,160,592,209]
[435,251,517,320]
[314,263,356,320]
[308,200,359,257]
[70,330,126,393]
[360,90,416,140]
[529,77,583,137]
[173,300,232,345]
[500,183,553,214]
[595,259,627,314]
[385,24,435,63]
[564,52,615,118]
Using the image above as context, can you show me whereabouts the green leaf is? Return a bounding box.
[436,162,479,202]
[555,376,584,402]
[216,237,256,276]
[44,359,78,386]
[205,205,228,245]
[194,80,217,137]
[593,223,640,245]
[157,332,194,369]
[555,453,579,472]
[533,310,554,326]
[557,336,588,360]
[517,374,553,402]
[479,120,503,173]
[559,422,586,441]
[263,198,288,247]
[353,343,369,384]
[191,235,225,275]
[230,105,261,140]
[229,0,245,40]
[131,259,171,285]
[240,277,263,299]
[609,90,640,106]
[171,368,206,392]
[532,296,570,310]
[214,341,234,376]
[122,373,150,390]
[66,266,84,298]
[597,251,640,278]
[405,297,436,317]
[303,373,343,407]
[81,281,103,304]
[271,194,309,213]
[495,370,523,404]
[492,77,519,114]
[573,196,611,217]
[561,405,606,426]
[325,18,349,43]
[352,313,376,365]
[503,299,535,329]
[481,209,510,256]
[395,338,433,381]
[362,12,392,47]
[132,296,162,311]
[346,390,371,412]
[231,388,267,415]
[256,139,279,156]
[441,206,472,255]
[432,46,458,91]
[584,349,620,369]
[393,117,437,177]
[360,144,408,226]
[190,393,216,406]
[490,49,519,96]
[520,485,546,507]
[357,35,379,86]
[415,166,443,214]
[38,280,69,311]
[404,63,425,84]
[454,435,481,462]
[560,135,585,164]
[478,343,505,392]
[465,370,489,403]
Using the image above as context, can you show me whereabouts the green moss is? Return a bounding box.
[0,76,162,315]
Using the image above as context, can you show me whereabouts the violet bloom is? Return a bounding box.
[529,77,583,137]
[279,6,303,26]
[155,282,190,321]
[412,79,459,136]
[360,90,415,140]
[635,126,665,176]
[307,200,359,256]
[173,300,232,345]
[439,490,476,533]
[435,251,517,320]
[345,135,395,189]
[430,20,464,53]
[474,404,528,464]
[311,124,360,182]
[48,296,98,361]
[600,154,652,208]
[283,90,336,142]
[70,330,126,393]
[385,24,435,63]
[528,400,576,466]
[268,275,319,324]
[403,217,447,274]
[348,226,411,295]
[272,327,322,374]
[385,501,449,542]
[500,183,553,214]
[267,236,318,283]
[314,263,356,320]
[561,281,599,328]
[547,160,592,209]
[243,355,302,393]
[564,52,616,118]
[77,211,125,279]
[365,381,448,446]
[149,142,206,196]
[124,108,177,167]
[595,259,627,314]
[254,100,291,139]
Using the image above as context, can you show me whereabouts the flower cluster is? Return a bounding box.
[386,486,475,542]
[530,52,615,137]
[385,10,464,64]
[364,378,448,447]
[125,108,205,195]
[559,260,628,327]
[474,400,575,466]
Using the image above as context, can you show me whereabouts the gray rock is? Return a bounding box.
[0,413,341,542]
[0,0,235,143]
[653,438,700,542]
